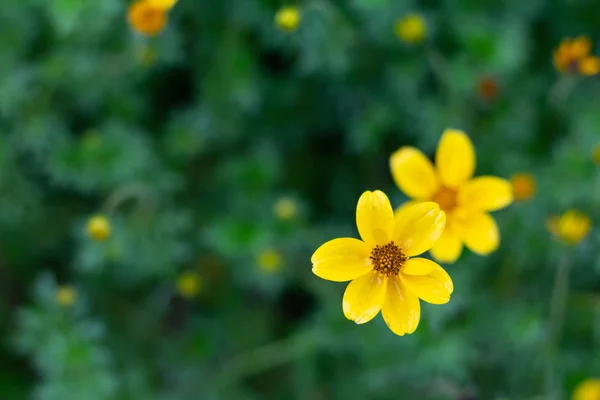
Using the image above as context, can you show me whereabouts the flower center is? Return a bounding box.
[432,186,458,212]
[370,241,407,277]
[565,59,580,73]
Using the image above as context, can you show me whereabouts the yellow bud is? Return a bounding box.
[548,209,592,245]
[572,379,600,400]
[127,0,168,37]
[510,173,536,201]
[394,14,426,44]
[56,286,76,307]
[592,144,600,165]
[146,0,178,10]
[176,271,201,299]
[87,215,111,241]
[257,248,282,273]
[273,197,297,221]
[275,6,300,32]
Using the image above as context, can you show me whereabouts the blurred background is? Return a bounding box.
[2,0,600,399]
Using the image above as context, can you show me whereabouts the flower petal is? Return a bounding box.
[579,56,600,76]
[571,36,592,58]
[390,147,439,200]
[382,276,421,336]
[392,202,446,257]
[457,176,513,211]
[342,271,387,324]
[429,224,463,264]
[401,257,437,275]
[401,263,453,304]
[393,200,419,220]
[356,190,394,246]
[435,129,475,189]
[457,211,499,255]
[311,238,373,282]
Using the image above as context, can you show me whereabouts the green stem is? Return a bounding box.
[215,327,322,387]
[101,183,155,215]
[547,75,577,108]
[544,250,571,399]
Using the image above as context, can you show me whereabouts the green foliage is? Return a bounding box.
[2,0,600,399]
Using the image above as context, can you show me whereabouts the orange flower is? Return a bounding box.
[553,36,600,76]
[128,0,168,37]
[477,76,500,101]
[510,173,536,201]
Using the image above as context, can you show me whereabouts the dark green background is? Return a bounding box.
[2,0,600,399]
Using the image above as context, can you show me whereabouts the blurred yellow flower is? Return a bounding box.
[311,190,452,336]
[56,286,76,307]
[275,6,300,32]
[273,197,297,220]
[394,14,426,44]
[176,271,201,298]
[390,129,513,264]
[547,210,592,245]
[553,36,600,76]
[592,144,600,165]
[128,0,168,37]
[147,0,178,10]
[510,173,536,201]
[257,248,282,273]
[573,379,600,400]
[87,215,111,241]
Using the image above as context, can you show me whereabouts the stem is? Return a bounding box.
[425,47,453,102]
[547,75,577,108]
[215,327,321,387]
[544,250,571,399]
[101,183,155,215]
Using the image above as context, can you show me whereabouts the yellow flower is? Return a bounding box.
[592,144,600,165]
[553,36,600,76]
[87,215,111,241]
[257,248,282,273]
[176,271,201,298]
[573,379,600,400]
[394,14,426,44]
[547,209,592,245]
[390,129,513,264]
[56,286,76,307]
[127,0,168,37]
[311,191,452,336]
[273,197,297,221]
[275,6,300,32]
[510,173,536,201]
[146,0,178,10]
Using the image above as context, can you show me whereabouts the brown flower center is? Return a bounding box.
[432,186,458,212]
[370,241,407,277]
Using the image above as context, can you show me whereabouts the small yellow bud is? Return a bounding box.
[394,14,426,44]
[547,209,592,245]
[146,0,178,10]
[275,6,300,32]
[273,197,297,221]
[572,379,600,400]
[56,286,76,307]
[257,248,282,273]
[127,0,168,37]
[176,271,201,299]
[510,173,536,201]
[87,215,111,241]
[592,144,600,165]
